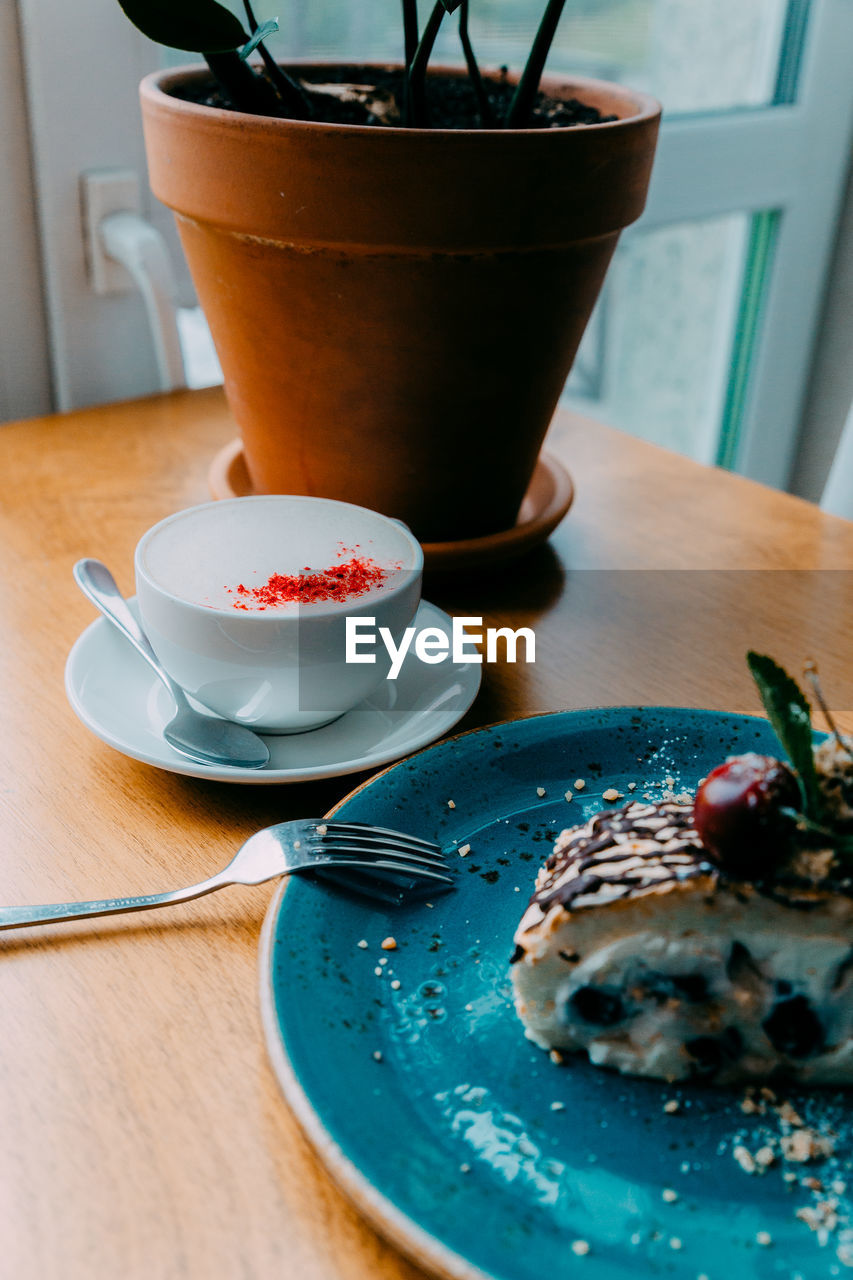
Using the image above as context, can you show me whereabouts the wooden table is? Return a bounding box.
[1,387,852,1280]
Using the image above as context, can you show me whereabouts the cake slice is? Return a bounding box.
[511,798,853,1085]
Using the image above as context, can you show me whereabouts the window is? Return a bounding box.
[8,0,853,493]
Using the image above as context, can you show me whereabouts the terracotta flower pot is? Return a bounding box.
[140,65,660,543]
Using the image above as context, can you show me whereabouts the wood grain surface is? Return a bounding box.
[1,387,851,1280]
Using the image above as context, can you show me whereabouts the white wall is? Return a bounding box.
[0,0,51,421]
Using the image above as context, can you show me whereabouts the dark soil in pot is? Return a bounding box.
[172,64,617,129]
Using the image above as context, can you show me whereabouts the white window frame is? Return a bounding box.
[0,2,51,421]
[625,0,853,487]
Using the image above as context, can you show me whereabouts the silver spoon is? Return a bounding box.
[73,558,271,770]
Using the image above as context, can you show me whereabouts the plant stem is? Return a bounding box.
[505,0,568,128]
[242,0,313,119]
[402,0,420,66]
[406,1,446,127]
[204,50,285,117]
[459,0,494,126]
[804,660,853,762]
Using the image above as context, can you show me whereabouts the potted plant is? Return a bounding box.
[119,1,660,545]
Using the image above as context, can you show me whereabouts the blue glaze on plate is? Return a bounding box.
[262,707,849,1280]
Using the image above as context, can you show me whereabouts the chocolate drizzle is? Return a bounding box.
[528,801,713,919]
[518,799,853,941]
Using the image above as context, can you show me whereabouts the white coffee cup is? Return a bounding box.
[134,496,423,733]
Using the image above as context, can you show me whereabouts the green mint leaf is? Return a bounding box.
[116,0,248,53]
[747,650,822,820]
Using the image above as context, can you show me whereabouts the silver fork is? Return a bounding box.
[0,821,452,930]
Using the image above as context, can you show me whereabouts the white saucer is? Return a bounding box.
[64,600,481,784]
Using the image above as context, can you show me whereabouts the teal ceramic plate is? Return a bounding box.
[261,707,851,1280]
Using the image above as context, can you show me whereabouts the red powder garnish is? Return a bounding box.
[225,553,391,609]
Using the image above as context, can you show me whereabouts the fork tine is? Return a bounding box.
[321,833,446,860]
[322,822,441,853]
[320,839,445,870]
[321,842,447,870]
[323,856,454,885]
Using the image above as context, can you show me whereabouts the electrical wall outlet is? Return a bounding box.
[80,168,141,295]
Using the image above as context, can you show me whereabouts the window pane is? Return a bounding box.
[563,212,764,464]
[267,0,801,115]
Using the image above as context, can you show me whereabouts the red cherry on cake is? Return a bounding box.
[693,753,800,877]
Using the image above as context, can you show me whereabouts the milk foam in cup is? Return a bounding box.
[134,496,423,733]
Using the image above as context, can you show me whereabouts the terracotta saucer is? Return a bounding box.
[208,439,574,572]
